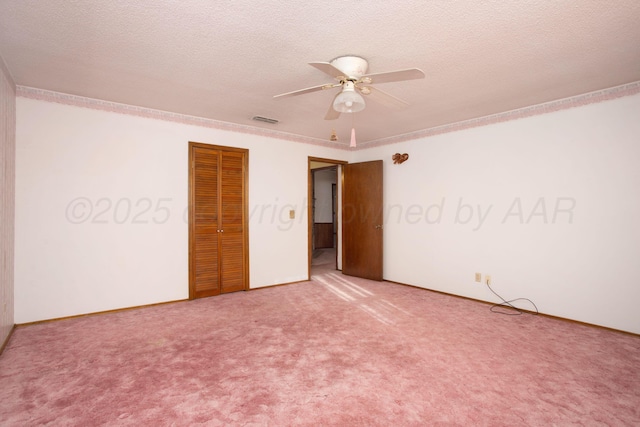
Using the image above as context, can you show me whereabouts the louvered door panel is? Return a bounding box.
[220,151,246,293]
[220,151,244,231]
[191,147,220,298]
[220,232,245,293]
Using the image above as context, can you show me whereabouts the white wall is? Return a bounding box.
[313,168,336,223]
[353,93,640,334]
[0,55,16,345]
[15,98,348,323]
[14,89,640,334]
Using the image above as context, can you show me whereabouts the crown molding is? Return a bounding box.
[15,86,348,150]
[363,81,640,148]
[17,81,640,150]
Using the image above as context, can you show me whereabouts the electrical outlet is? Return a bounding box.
[475,272,481,282]
[289,210,295,219]
[485,275,491,285]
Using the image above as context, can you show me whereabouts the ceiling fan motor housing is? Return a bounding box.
[330,55,369,79]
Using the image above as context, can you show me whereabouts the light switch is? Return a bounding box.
[289,210,295,219]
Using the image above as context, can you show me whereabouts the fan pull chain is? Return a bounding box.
[350,113,357,148]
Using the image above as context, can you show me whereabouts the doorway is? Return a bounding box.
[308,157,346,279]
[308,157,384,281]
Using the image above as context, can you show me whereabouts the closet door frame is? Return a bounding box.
[188,141,249,299]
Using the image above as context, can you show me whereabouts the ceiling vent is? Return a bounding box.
[252,116,279,125]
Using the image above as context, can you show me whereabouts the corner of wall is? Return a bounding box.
[0,52,16,92]
[0,51,16,347]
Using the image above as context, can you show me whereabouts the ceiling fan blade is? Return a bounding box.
[361,86,409,109]
[309,62,347,80]
[273,83,329,99]
[360,68,425,84]
[324,93,341,120]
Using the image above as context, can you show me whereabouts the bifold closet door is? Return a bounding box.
[191,146,221,298]
[189,143,248,299]
[218,151,246,294]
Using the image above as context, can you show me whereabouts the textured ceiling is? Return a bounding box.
[1,0,639,146]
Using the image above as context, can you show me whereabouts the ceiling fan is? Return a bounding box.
[273,55,425,120]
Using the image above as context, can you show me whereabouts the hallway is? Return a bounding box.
[311,247,337,276]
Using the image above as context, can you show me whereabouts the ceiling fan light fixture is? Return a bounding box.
[332,81,365,113]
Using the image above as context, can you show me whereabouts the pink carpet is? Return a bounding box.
[1,264,639,425]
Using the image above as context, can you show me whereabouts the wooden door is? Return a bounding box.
[189,143,248,299]
[218,151,246,293]
[190,145,220,298]
[342,160,383,280]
